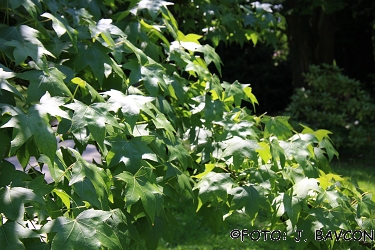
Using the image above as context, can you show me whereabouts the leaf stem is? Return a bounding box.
[55,162,75,184]
[49,205,87,214]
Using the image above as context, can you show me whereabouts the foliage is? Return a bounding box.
[171,0,286,47]
[0,1,374,250]
[286,64,375,149]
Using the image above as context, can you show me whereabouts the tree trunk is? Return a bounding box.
[284,2,336,88]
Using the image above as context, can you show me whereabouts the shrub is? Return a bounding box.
[286,64,375,149]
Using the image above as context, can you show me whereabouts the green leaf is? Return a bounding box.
[196,44,222,76]
[41,12,78,46]
[228,185,260,220]
[0,186,44,221]
[0,221,40,250]
[36,92,70,119]
[106,135,156,172]
[262,116,293,140]
[103,90,155,129]
[90,18,126,40]
[214,116,258,140]
[116,167,162,222]
[194,172,234,209]
[270,138,286,168]
[165,162,193,196]
[52,188,71,211]
[283,192,302,227]
[141,64,167,96]
[0,67,24,100]
[42,209,126,249]
[166,142,191,169]
[152,113,176,142]
[193,164,215,179]
[280,139,314,173]
[1,105,57,162]
[9,0,39,18]
[220,136,259,170]
[357,193,375,218]
[292,178,319,199]
[4,25,54,68]
[74,42,114,85]
[64,100,121,152]
[18,68,72,103]
[130,0,173,20]
[68,148,113,209]
[319,137,339,161]
[221,81,251,107]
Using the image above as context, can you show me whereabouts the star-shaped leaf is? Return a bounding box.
[68,148,113,209]
[1,105,57,162]
[228,185,260,220]
[220,136,260,170]
[42,209,127,249]
[262,116,293,140]
[18,67,72,103]
[165,162,193,196]
[194,172,234,209]
[0,186,44,221]
[196,44,222,76]
[221,81,256,107]
[106,135,156,173]
[4,25,54,68]
[141,64,167,96]
[64,100,121,152]
[74,42,114,85]
[103,90,154,129]
[35,92,70,119]
[0,221,40,250]
[41,13,78,46]
[116,167,162,222]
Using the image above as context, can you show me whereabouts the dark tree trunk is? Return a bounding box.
[285,10,313,88]
[335,4,375,86]
[284,2,336,87]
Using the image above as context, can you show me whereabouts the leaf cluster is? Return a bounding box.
[171,0,286,47]
[0,1,374,250]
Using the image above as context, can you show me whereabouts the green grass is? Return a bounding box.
[331,153,375,201]
[157,204,293,250]
[157,152,375,250]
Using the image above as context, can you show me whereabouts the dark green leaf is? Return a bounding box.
[194,172,234,207]
[74,42,114,85]
[106,135,156,172]
[196,44,222,76]
[64,100,121,152]
[18,68,72,103]
[262,116,293,140]
[42,209,126,249]
[68,148,113,209]
[229,185,260,220]
[220,136,259,170]
[116,167,162,222]
[0,221,40,250]
[1,105,56,162]
[4,25,53,68]
[0,186,44,221]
